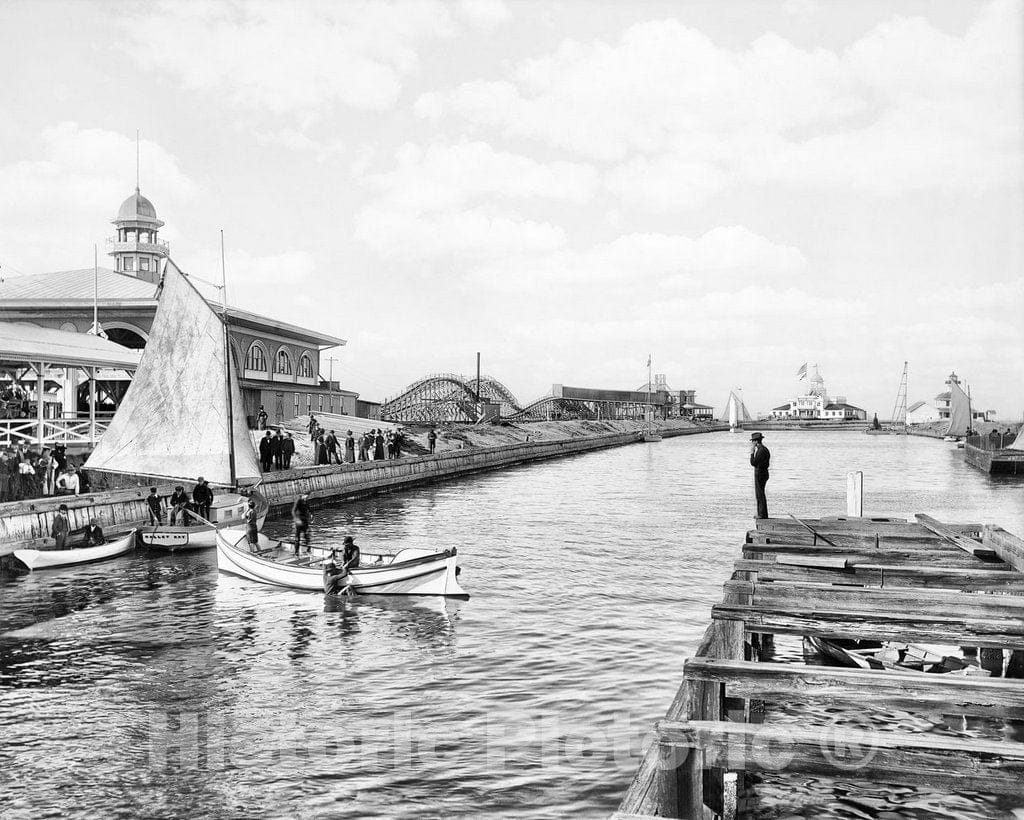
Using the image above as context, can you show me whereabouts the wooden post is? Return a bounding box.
[88,366,97,444]
[35,361,45,447]
[846,471,863,517]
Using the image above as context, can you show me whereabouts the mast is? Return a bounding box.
[647,354,652,431]
[221,230,237,486]
[890,361,908,427]
[92,244,99,334]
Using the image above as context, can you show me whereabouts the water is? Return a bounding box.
[1,432,1022,819]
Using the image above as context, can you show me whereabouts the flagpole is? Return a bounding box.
[93,245,98,334]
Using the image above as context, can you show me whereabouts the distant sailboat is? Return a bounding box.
[85,258,261,485]
[723,391,751,433]
[944,379,972,440]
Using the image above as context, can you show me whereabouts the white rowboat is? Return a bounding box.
[141,492,268,550]
[13,529,137,571]
[215,529,469,597]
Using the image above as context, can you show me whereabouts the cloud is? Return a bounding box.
[457,0,511,30]
[0,123,197,272]
[356,140,599,210]
[466,226,806,291]
[252,128,345,162]
[119,1,458,116]
[353,206,566,261]
[419,1,1023,204]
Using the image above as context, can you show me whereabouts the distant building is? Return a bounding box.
[933,372,994,422]
[0,187,360,426]
[634,376,713,419]
[767,366,866,421]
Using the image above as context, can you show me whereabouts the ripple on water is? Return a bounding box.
[1,431,1023,818]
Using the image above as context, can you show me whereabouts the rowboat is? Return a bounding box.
[804,635,989,676]
[141,492,269,551]
[215,529,469,597]
[13,528,137,571]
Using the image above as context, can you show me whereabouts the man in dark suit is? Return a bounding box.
[271,430,284,470]
[259,431,273,472]
[749,432,771,519]
[193,478,214,522]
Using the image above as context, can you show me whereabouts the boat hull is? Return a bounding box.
[141,492,268,551]
[13,529,137,570]
[215,529,469,597]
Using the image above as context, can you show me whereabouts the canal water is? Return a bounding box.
[1,431,1022,819]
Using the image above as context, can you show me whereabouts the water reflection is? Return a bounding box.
[1,432,1022,818]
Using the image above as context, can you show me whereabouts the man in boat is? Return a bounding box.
[322,553,351,596]
[244,500,259,548]
[169,486,190,525]
[341,535,360,572]
[749,432,770,520]
[51,504,72,549]
[292,493,312,553]
[83,518,105,546]
[146,487,164,525]
[193,478,214,522]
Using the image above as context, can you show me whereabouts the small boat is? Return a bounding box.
[13,528,137,571]
[215,529,469,597]
[140,492,269,551]
[641,431,663,442]
[803,635,989,676]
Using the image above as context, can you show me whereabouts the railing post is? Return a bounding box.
[36,362,45,448]
[88,366,97,445]
[846,470,863,517]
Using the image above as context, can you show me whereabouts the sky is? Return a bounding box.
[0,0,1021,418]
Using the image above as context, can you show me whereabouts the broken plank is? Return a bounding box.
[656,719,1024,795]
[983,526,1024,573]
[711,603,1024,649]
[915,513,993,559]
[684,657,1024,719]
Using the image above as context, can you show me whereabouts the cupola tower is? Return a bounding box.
[107,187,169,284]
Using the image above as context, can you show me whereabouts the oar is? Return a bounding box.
[787,513,838,548]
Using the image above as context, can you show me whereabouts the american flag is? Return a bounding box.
[796,362,807,380]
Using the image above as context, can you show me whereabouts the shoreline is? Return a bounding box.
[0,419,721,560]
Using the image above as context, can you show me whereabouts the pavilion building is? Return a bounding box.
[0,187,356,427]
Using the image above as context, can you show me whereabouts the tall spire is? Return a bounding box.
[135,128,140,193]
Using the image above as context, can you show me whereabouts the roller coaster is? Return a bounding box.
[381,373,660,424]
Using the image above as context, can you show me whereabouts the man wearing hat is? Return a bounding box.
[749,432,771,519]
[292,493,312,553]
[193,478,214,522]
[51,503,72,549]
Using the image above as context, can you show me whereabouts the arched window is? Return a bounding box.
[274,348,293,375]
[297,353,315,379]
[245,342,268,372]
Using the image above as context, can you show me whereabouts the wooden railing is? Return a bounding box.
[0,416,112,448]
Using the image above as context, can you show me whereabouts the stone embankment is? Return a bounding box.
[0,419,719,559]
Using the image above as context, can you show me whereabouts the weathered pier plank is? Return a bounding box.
[685,657,1024,718]
[742,542,1001,569]
[732,558,1024,592]
[712,603,1024,649]
[656,720,1024,795]
[982,526,1024,573]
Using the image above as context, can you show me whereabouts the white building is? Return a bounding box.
[906,401,941,424]
[933,372,994,422]
[767,366,867,421]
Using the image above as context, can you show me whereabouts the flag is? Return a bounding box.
[796,362,807,380]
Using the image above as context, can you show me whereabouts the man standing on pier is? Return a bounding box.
[749,432,770,519]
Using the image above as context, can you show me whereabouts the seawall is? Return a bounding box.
[0,421,719,559]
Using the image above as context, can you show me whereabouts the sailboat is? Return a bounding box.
[85,257,268,548]
[722,390,751,433]
[641,355,662,442]
[943,379,972,442]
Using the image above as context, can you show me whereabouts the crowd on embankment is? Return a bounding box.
[908,420,1021,439]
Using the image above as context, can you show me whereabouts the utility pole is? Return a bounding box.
[326,355,340,414]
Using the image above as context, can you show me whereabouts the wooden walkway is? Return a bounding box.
[616,514,1024,819]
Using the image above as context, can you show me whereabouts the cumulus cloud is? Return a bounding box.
[252,128,345,162]
[0,123,197,272]
[353,206,566,261]
[356,140,599,210]
[119,1,458,116]
[457,0,511,30]
[419,1,1023,204]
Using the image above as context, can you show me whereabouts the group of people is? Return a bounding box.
[0,444,88,503]
[307,415,406,466]
[258,430,297,472]
[145,478,215,526]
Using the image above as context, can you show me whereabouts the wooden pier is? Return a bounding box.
[616,514,1024,819]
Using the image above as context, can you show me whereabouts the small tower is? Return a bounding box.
[107,187,169,284]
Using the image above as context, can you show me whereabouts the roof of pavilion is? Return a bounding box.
[0,321,141,369]
[1,268,157,301]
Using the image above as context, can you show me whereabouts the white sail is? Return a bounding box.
[944,380,971,437]
[728,394,738,428]
[1009,428,1024,451]
[85,259,261,485]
